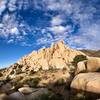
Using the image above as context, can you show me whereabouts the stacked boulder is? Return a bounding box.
[0,84,48,100]
[71,57,100,99]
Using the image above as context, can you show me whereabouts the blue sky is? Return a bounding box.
[0,0,100,67]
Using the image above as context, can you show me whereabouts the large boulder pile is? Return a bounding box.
[71,73,100,94]
[76,57,100,74]
[70,57,100,100]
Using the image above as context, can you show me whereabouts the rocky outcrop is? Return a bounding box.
[3,87,49,100]
[75,57,100,74]
[0,83,14,94]
[24,88,48,100]
[0,93,7,100]
[6,92,25,100]
[16,40,85,73]
[71,73,100,94]
[18,85,34,94]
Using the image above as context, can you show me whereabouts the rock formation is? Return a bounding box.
[75,57,100,74]
[0,40,100,100]
[71,73,100,94]
[2,40,85,77]
[17,40,85,72]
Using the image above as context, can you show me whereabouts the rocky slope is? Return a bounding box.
[81,50,100,57]
[0,40,100,100]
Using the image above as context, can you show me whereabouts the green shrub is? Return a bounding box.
[24,77,41,87]
[38,94,50,100]
[10,76,23,87]
[55,78,66,86]
[36,93,64,100]
[0,72,3,77]
[72,55,87,67]
[50,94,64,100]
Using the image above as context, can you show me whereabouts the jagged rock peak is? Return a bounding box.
[15,40,85,72]
[51,40,69,50]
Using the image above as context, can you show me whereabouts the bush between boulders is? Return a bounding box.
[23,77,41,88]
[72,55,87,67]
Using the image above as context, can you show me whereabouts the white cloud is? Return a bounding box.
[0,23,3,28]
[49,25,67,34]
[47,2,62,11]
[0,1,7,15]
[7,39,14,44]
[10,27,19,35]
[51,16,63,26]
[44,0,100,50]
[0,13,20,37]
[41,29,46,34]
[2,14,10,22]
[8,0,17,12]
[66,22,100,50]
[0,0,99,50]
[20,41,32,47]
[46,0,71,13]
[49,24,73,35]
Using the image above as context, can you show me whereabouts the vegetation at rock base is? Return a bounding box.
[10,76,23,87]
[36,93,64,100]
[0,72,3,77]
[23,77,41,88]
[54,78,67,86]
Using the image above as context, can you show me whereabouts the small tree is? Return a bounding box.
[72,55,87,67]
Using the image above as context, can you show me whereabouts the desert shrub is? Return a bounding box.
[37,94,50,100]
[5,76,11,82]
[28,70,36,75]
[0,72,3,77]
[55,78,66,86]
[50,94,64,100]
[70,92,86,100]
[10,70,15,75]
[23,77,41,87]
[15,69,22,74]
[10,76,23,87]
[72,55,87,67]
[36,93,64,100]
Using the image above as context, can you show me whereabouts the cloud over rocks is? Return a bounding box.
[0,0,100,49]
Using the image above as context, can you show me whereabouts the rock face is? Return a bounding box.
[7,92,25,100]
[0,93,7,100]
[76,57,100,74]
[71,73,100,94]
[86,57,100,72]
[75,61,86,74]
[0,83,14,94]
[18,86,33,94]
[16,40,85,73]
[25,88,48,100]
